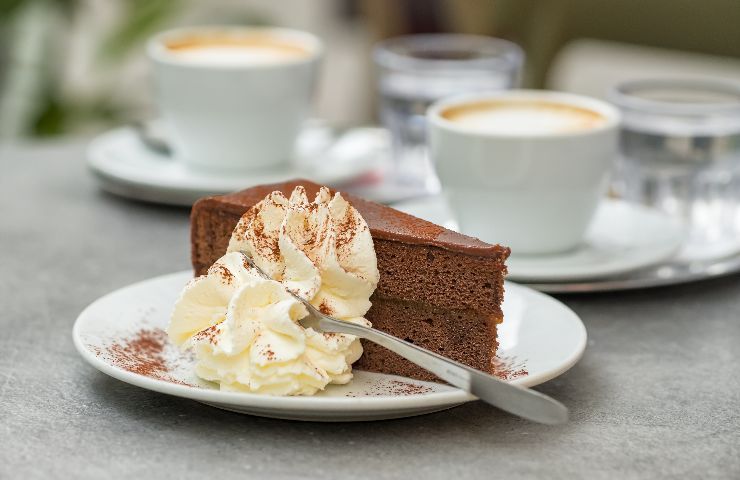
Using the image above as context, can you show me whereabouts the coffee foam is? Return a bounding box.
[441,100,607,135]
[164,34,311,66]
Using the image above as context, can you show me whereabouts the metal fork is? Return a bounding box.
[242,254,568,425]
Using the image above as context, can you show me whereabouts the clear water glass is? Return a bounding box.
[610,79,740,258]
[374,34,524,196]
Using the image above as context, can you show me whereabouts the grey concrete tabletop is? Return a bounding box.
[1,140,739,480]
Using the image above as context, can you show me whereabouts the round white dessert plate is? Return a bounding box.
[87,122,388,206]
[73,271,586,422]
[394,196,687,282]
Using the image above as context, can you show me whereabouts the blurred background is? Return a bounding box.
[2,0,740,140]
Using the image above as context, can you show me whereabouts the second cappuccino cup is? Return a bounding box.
[148,26,322,171]
[428,90,620,254]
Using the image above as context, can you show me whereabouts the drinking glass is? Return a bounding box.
[609,79,740,258]
[374,34,524,196]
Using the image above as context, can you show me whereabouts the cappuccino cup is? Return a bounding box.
[428,90,620,254]
[148,26,322,171]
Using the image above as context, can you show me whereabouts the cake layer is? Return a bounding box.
[374,238,505,313]
[358,297,499,381]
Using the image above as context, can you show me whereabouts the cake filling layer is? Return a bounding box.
[358,297,500,381]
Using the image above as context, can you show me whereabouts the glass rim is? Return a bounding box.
[609,78,740,117]
[373,34,524,71]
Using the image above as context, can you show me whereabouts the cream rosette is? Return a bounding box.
[169,186,378,395]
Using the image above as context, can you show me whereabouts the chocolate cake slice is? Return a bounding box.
[190,180,509,381]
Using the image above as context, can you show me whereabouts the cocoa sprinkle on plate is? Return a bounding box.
[95,328,193,386]
[491,356,528,381]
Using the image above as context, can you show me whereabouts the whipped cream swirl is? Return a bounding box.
[168,187,379,395]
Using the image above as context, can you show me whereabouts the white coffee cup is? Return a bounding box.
[428,90,620,254]
[148,26,322,171]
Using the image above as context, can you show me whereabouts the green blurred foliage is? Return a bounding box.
[0,0,270,137]
[98,0,184,64]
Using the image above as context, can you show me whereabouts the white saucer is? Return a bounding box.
[73,271,586,422]
[393,196,687,282]
[87,123,388,206]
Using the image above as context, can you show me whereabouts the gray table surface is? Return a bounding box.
[1,140,739,480]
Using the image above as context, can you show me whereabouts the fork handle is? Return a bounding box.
[311,315,568,425]
[240,251,567,424]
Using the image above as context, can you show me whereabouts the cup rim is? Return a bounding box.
[147,25,323,70]
[428,89,621,139]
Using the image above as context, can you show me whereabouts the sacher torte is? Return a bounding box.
[190,179,509,381]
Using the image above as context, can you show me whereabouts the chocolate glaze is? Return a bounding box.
[207,179,510,259]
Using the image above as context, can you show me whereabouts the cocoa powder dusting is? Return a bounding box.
[97,328,193,386]
[318,300,332,315]
[192,324,220,345]
[232,207,256,241]
[334,208,359,250]
[211,263,234,284]
[251,217,280,262]
[345,378,433,397]
[491,356,528,381]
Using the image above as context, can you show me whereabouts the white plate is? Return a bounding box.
[73,271,586,422]
[394,196,686,282]
[87,123,388,206]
